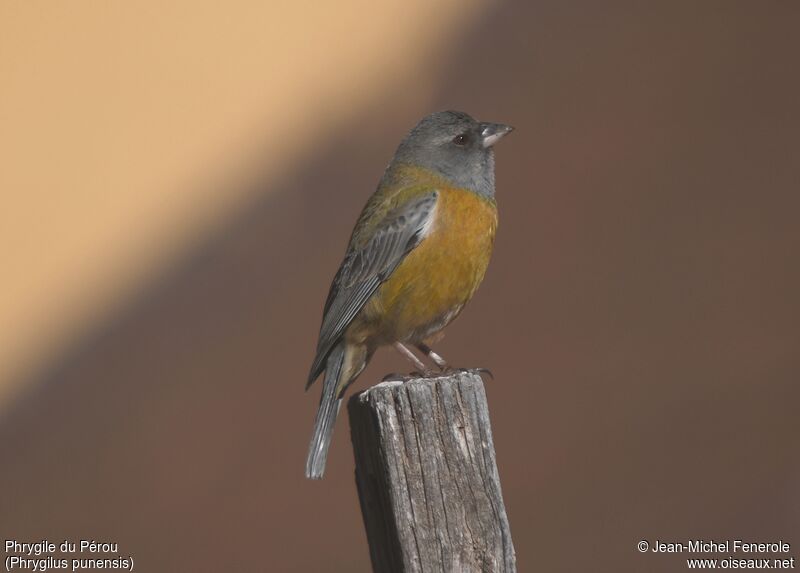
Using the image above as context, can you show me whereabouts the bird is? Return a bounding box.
[305,110,513,479]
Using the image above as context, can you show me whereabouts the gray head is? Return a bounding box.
[390,110,513,197]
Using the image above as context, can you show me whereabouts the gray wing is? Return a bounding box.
[306,191,439,387]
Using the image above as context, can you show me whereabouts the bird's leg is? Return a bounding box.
[392,342,434,377]
[415,343,449,371]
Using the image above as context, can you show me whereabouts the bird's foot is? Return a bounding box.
[443,367,494,381]
[381,372,414,382]
[381,368,440,382]
[414,368,441,379]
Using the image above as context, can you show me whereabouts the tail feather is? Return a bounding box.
[305,344,345,479]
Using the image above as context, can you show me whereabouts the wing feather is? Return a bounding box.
[306,191,438,387]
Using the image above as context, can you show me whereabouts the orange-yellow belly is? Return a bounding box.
[353,187,497,345]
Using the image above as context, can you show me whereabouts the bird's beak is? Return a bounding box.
[480,122,514,148]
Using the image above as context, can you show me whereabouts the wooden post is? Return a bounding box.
[348,370,516,573]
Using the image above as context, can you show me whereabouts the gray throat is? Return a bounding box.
[389,150,496,198]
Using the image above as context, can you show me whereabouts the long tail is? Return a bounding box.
[305,344,345,479]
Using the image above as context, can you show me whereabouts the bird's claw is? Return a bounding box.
[381,372,413,382]
[382,369,441,382]
[413,369,439,379]
[382,367,492,383]
[442,367,494,381]
[473,367,494,380]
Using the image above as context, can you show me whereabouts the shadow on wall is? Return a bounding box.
[2,2,799,572]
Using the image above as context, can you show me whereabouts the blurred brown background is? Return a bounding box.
[1,1,798,571]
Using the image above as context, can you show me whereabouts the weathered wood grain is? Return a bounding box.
[348,371,516,573]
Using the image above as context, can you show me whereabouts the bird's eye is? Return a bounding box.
[453,133,469,146]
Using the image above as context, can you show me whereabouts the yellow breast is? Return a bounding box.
[358,186,498,344]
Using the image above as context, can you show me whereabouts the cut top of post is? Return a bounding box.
[348,371,516,573]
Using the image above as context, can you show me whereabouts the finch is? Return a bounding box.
[305,110,513,479]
